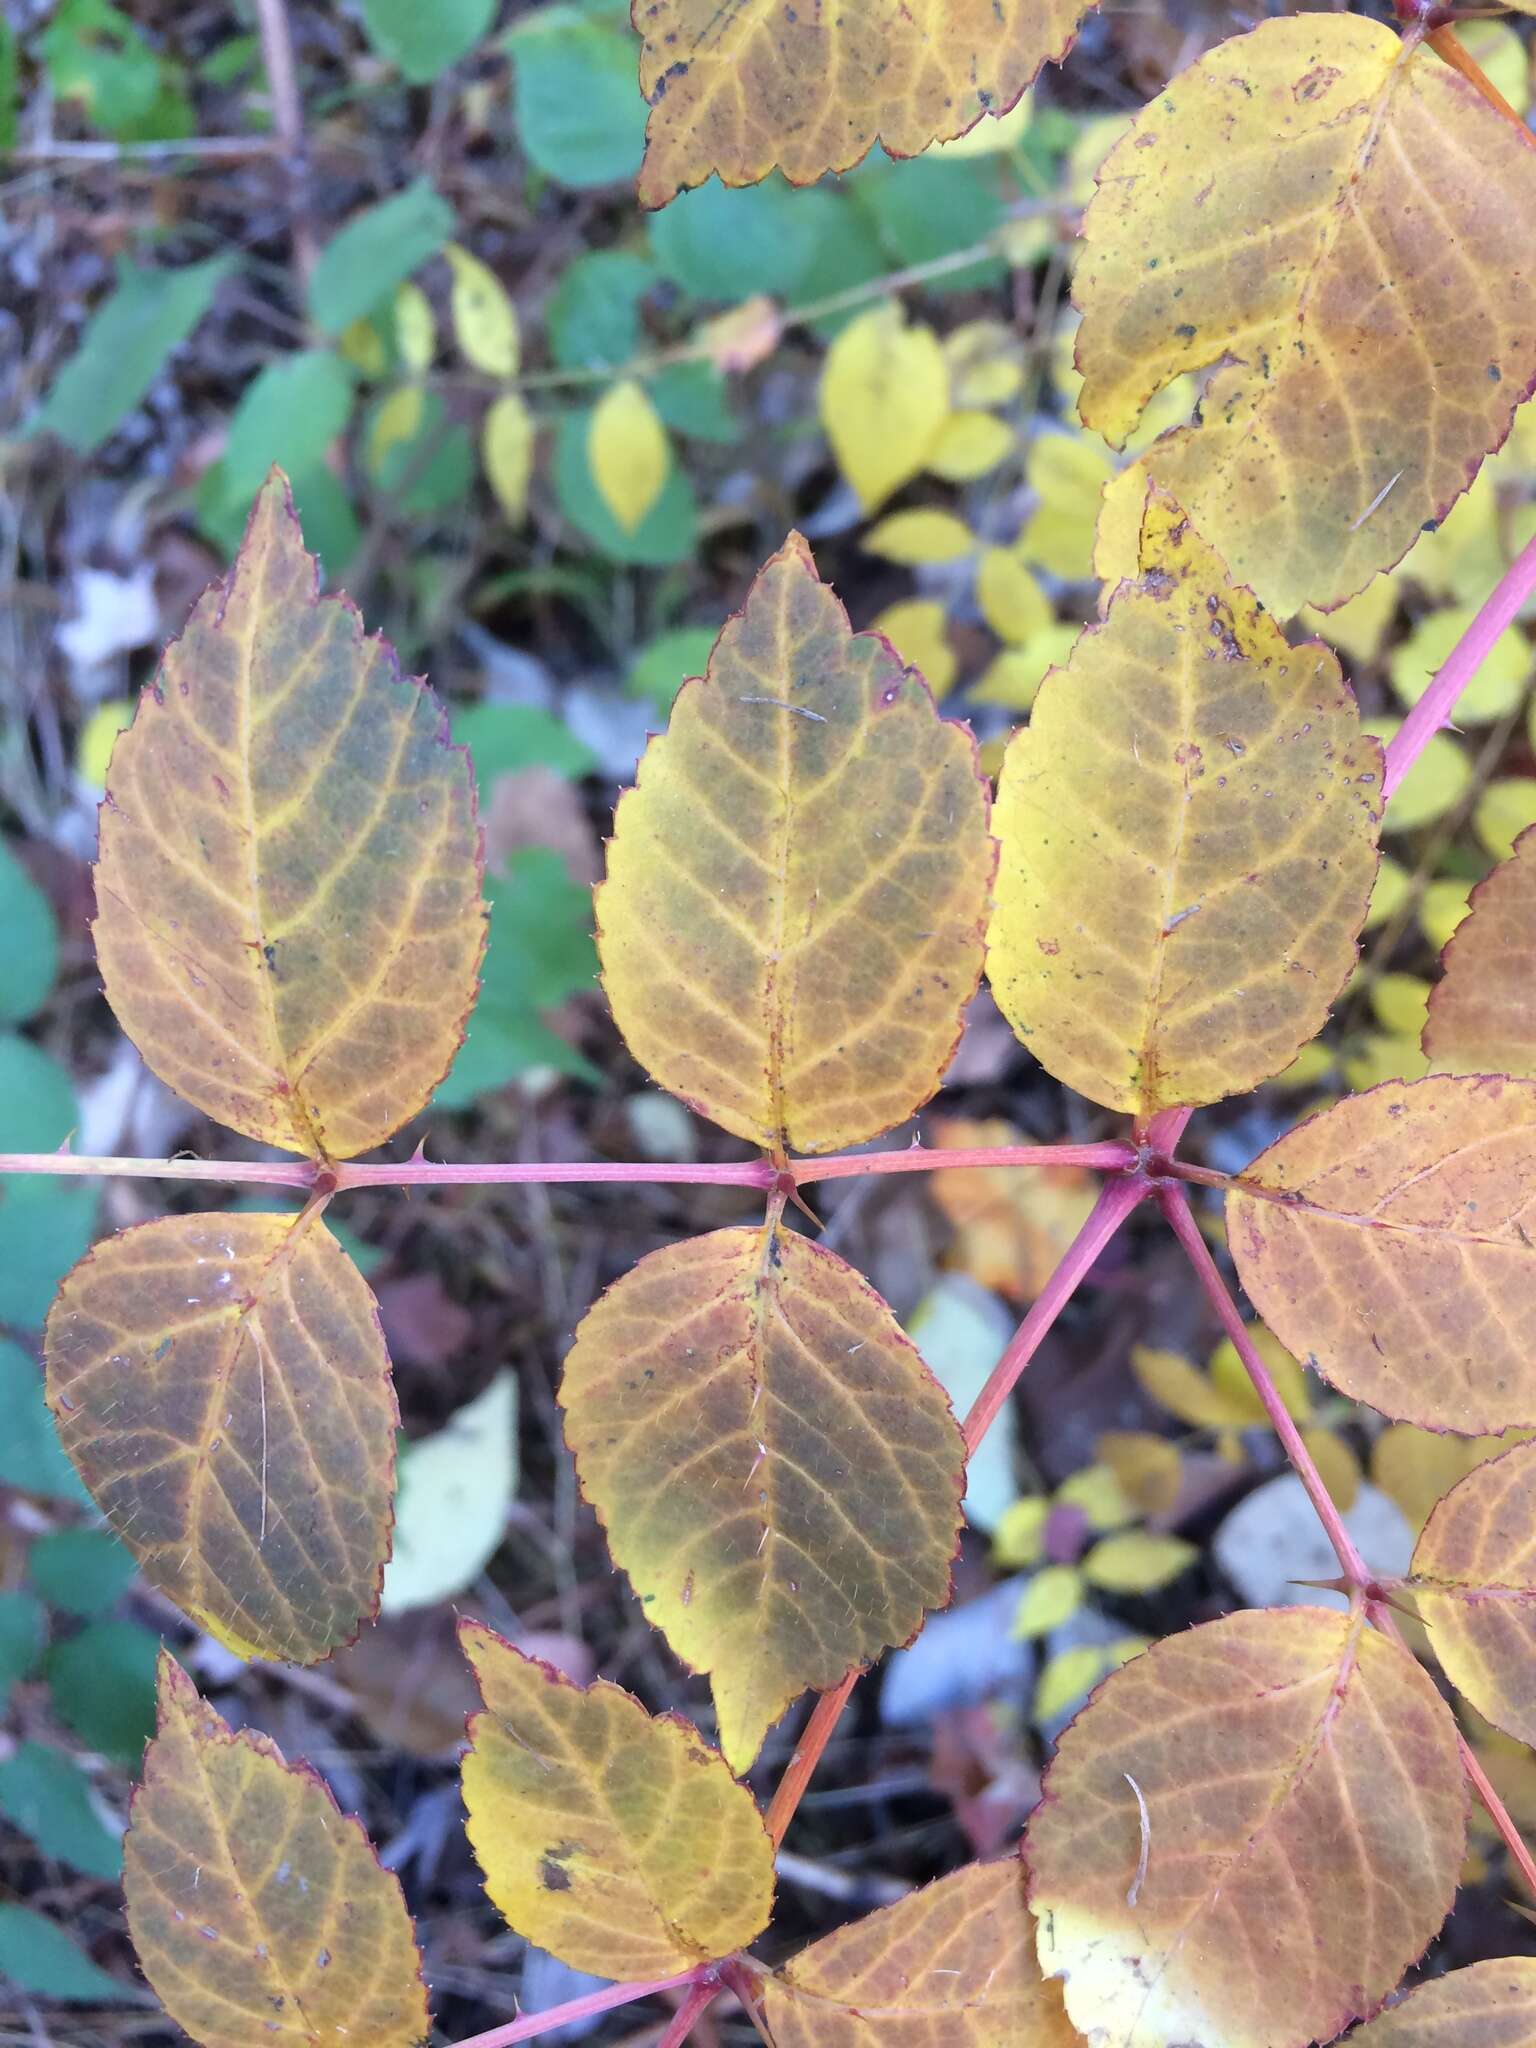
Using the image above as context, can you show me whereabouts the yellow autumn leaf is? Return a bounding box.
[1131,1344,1255,1436]
[1082,1530,1197,1595]
[1303,1425,1361,1513]
[589,378,670,534]
[944,319,1026,409]
[1299,576,1400,667]
[596,533,993,1155]
[970,628,1079,713]
[482,391,535,523]
[460,1622,774,1976]
[1021,431,1115,580]
[1012,1564,1084,1639]
[976,546,1051,646]
[1074,14,1536,615]
[1034,1645,1109,1724]
[1206,1324,1311,1425]
[634,0,1089,205]
[1055,1464,1136,1535]
[870,598,956,701]
[1420,878,1471,952]
[1362,717,1470,832]
[820,305,949,514]
[993,1496,1049,1569]
[445,243,519,379]
[1475,778,1536,863]
[1096,1432,1182,1517]
[1370,971,1431,1040]
[989,490,1382,1114]
[368,384,425,473]
[393,280,434,373]
[926,410,1016,482]
[862,507,975,566]
[1390,605,1530,724]
[1366,856,1412,932]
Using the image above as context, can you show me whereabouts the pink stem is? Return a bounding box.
[962,1172,1150,1454]
[655,1976,723,2048]
[0,1139,1135,1191]
[794,1138,1137,1183]
[1139,1106,1193,1159]
[1382,526,1536,804]
[448,1971,700,2048]
[1158,1182,1369,1586]
[1454,1730,1536,1900]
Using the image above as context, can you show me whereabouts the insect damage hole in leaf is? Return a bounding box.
[125,1653,429,2048]
[632,0,1094,207]
[595,528,994,1158]
[93,467,486,1163]
[988,488,1382,1114]
[560,1221,966,1772]
[1025,1606,1466,2048]
[459,1620,774,1978]
[45,1209,398,1664]
[1074,13,1536,616]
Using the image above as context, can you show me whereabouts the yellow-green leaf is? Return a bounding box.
[1228,1076,1536,1432]
[1424,828,1536,1079]
[1021,431,1114,581]
[926,410,1016,482]
[45,1210,397,1664]
[1363,717,1470,832]
[1475,778,1536,864]
[1095,1431,1182,1516]
[988,490,1382,1114]
[977,545,1051,646]
[760,1861,1079,2047]
[460,1621,774,1978]
[1349,1958,1536,2043]
[93,472,485,1160]
[862,508,975,566]
[945,320,1026,409]
[1411,1440,1536,1746]
[1027,1607,1465,2048]
[634,1,1089,206]
[1131,1343,1255,1435]
[871,598,957,701]
[589,378,670,534]
[445,243,518,379]
[1372,1423,1521,1535]
[560,1223,964,1772]
[1082,1530,1196,1595]
[1012,1564,1083,1639]
[1206,1322,1310,1425]
[1390,605,1530,725]
[1074,14,1536,615]
[820,305,949,514]
[482,390,535,523]
[125,1654,427,2048]
[393,280,434,373]
[596,532,993,1155]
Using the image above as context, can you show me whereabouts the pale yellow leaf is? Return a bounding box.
[820,305,949,514]
[589,379,670,535]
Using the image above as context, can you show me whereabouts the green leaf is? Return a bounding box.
[546,250,656,371]
[0,1904,135,2003]
[361,0,495,81]
[41,0,189,144]
[0,1743,123,1880]
[437,848,598,1106]
[650,361,738,443]
[454,703,597,783]
[217,350,356,510]
[554,406,697,566]
[308,180,455,336]
[0,1338,91,1504]
[627,626,718,713]
[381,1373,519,1613]
[0,1035,99,1329]
[30,255,233,455]
[852,156,1005,291]
[0,842,58,1024]
[649,178,831,302]
[0,20,17,153]
[0,1591,45,1709]
[366,387,475,514]
[47,1620,159,1766]
[30,1528,137,1620]
[507,7,648,188]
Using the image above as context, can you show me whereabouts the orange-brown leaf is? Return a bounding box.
[1423,826,1536,1078]
[1410,1440,1536,1745]
[125,1653,428,2048]
[988,490,1382,1114]
[596,533,993,1157]
[1074,15,1536,615]
[634,2,1089,207]
[1227,1077,1536,1432]
[1349,1958,1536,2042]
[94,471,485,1161]
[928,1117,1097,1301]
[459,1622,774,1979]
[760,1861,1078,2045]
[560,1223,964,1771]
[45,1210,396,1663]
[1026,1607,1465,2048]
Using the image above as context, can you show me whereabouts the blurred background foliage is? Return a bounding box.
[2,1,1536,2038]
